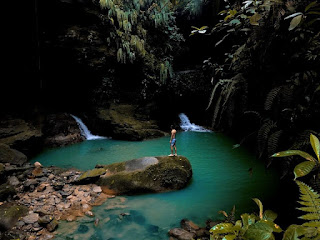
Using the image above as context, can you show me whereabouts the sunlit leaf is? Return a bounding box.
[288,15,303,31]
[253,198,263,219]
[210,223,235,235]
[283,224,304,240]
[310,134,320,161]
[272,150,317,162]
[198,30,207,33]
[222,234,237,240]
[263,210,278,221]
[250,13,262,25]
[241,213,257,229]
[244,221,273,240]
[293,161,316,179]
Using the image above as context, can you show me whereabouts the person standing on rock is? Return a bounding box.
[169,125,177,156]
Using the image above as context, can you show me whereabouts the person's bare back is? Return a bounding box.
[169,126,177,156]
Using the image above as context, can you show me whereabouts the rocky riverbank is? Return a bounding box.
[0,161,119,240]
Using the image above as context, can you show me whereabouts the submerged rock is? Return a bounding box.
[95,156,192,195]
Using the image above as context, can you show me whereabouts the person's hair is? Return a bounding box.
[170,125,174,129]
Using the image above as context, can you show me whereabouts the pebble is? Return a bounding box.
[23,212,39,224]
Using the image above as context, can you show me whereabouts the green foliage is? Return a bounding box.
[210,199,282,240]
[282,181,320,239]
[99,0,183,83]
[284,1,320,31]
[272,134,320,179]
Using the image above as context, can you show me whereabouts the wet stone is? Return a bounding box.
[38,215,54,225]
[23,212,39,224]
[46,219,58,232]
[129,210,146,224]
[78,224,89,233]
[8,176,20,186]
[145,224,159,233]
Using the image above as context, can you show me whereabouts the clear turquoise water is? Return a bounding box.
[31,132,280,240]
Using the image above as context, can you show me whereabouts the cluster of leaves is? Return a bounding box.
[210,134,320,240]
[211,199,282,240]
[99,0,184,83]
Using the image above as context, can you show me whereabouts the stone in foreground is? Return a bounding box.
[79,156,192,195]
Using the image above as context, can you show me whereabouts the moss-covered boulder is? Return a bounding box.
[96,156,192,195]
[0,203,28,231]
[85,104,167,141]
[75,168,107,184]
[0,143,27,166]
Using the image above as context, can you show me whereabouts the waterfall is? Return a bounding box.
[70,114,107,140]
[179,113,212,132]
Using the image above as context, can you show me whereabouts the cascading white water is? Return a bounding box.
[179,113,212,132]
[70,114,107,140]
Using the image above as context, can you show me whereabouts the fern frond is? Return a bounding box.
[267,130,284,157]
[257,119,277,158]
[264,86,281,110]
[296,180,320,221]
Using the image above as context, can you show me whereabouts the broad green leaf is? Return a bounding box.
[293,161,316,179]
[305,1,319,12]
[244,221,273,240]
[272,150,317,162]
[253,198,264,219]
[283,225,300,240]
[250,13,262,25]
[263,210,278,221]
[289,15,303,31]
[241,213,257,229]
[261,220,283,233]
[210,223,235,235]
[310,134,320,161]
[235,220,242,228]
[222,234,237,240]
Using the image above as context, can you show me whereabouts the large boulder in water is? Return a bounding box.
[90,156,192,195]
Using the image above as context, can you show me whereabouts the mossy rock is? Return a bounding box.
[75,168,107,184]
[0,203,28,231]
[0,143,27,166]
[96,156,192,195]
[0,183,16,201]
